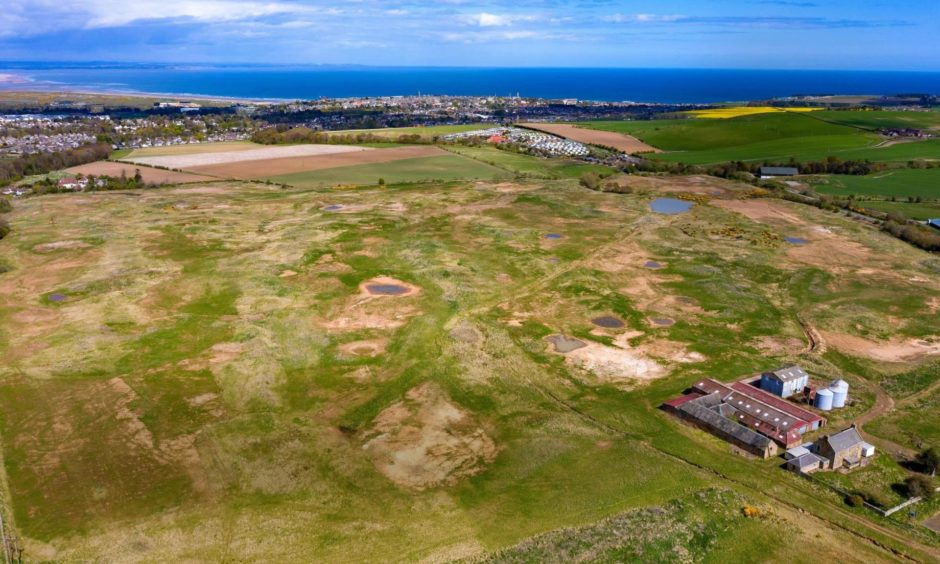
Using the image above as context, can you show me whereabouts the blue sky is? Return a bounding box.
[1,1,938,69]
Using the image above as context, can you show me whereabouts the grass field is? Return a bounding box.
[328,124,486,140]
[0,170,938,560]
[267,154,507,187]
[810,169,940,200]
[579,111,940,165]
[123,141,259,159]
[444,144,614,178]
[857,200,940,221]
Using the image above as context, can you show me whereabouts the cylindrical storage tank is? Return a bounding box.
[830,379,849,408]
[815,388,834,411]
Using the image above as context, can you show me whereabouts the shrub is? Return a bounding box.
[579,172,601,191]
[917,447,939,476]
[905,475,935,499]
[845,494,864,508]
[858,488,891,508]
[0,198,11,213]
[741,505,761,518]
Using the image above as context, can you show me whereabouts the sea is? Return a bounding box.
[2,64,940,104]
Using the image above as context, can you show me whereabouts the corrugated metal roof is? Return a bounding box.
[764,365,808,383]
[822,426,864,453]
[730,382,825,426]
[760,166,799,176]
[678,394,773,450]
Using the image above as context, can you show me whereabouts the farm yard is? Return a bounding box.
[0,158,938,561]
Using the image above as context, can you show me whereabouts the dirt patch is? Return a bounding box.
[32,240,91,253]
[363,383,497,490]
[820,331,940,363]
[519,123,662,154]
[925,511,940,534]
[66,161,216,184]
[185,145,448,179]
[338,338,388,358]
[320,278,421,332]
[546,334,587,353]
[565,341,666,383]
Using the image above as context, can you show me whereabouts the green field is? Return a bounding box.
[329,124,486,140]
[444,144,614,179]
[580,111,940,165]
[1,167,939,560]
[122,141,259,159]
[267,154,507,187]
[811,168,940,200]
[857,200,940,221]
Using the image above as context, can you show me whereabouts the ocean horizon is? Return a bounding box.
[2,64,940,104]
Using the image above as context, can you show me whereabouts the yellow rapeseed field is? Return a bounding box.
[686,106,821,119]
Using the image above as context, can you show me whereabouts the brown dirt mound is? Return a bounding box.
[363,383,497,490]
[519,123,662,154]
[820,331,940,363]
[185,145,448,179]
[66,161,216,184]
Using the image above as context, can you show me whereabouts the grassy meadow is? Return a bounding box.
[579,111,940,165]
[0,169,938,560]
[266,154,507,187]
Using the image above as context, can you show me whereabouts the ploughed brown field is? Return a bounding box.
[184,145,450,179]
[520,122,662,154]
[65,161,218,184]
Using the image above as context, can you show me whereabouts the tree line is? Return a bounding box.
[0,142,112,186]
[251,126,428,146]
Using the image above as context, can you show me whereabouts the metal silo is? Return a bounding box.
[815,388,834,411]
[830,380,849,408]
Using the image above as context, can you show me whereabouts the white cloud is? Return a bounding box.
[469,12,512,27]
[603,13,685,24]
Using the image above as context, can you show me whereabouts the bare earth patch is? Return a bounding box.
[66,161,216,184]
[32,240,91,253]
[608,174,734,196]
[519,123,662,154]
[124,143,367,169]
[338,338,388,358]
[362,383,497,490]
[820,331,940,363]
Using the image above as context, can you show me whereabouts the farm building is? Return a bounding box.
[664,392,779,459]
[813,425,874,471]
[759,166,799,178]
[760,365,809,398]
[785,452,826,474]
[663,377,826,452]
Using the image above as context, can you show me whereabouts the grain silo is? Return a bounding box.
[815,388,834,411]
[830,380,849,408]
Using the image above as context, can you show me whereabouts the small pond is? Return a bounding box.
[592,316,625,329]
[650,198,693,215]
[652,317,675,327]
[365,284,409,296]
[644,260,662,269]
[48,293,67,303]
[543,233,563,240]
[547,334,587,353]
[324,205,344,211]
[785,236,808,245]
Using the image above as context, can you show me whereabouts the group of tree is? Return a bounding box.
[251,126,428,146]
[0,196,11,240]
[27,170,151,196]
[0,142,111,186]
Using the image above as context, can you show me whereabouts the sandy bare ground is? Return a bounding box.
[519,122,662,154]
[820,331,940,363]
[123,143,368,169]
[66,161,216,184]
[186,145,449,179]
[362,383,497,490]
[608,174,736,196]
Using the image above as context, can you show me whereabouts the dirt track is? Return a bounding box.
[124,143,367,169]
[519,123,662,154]
[186,145,449,179]
[66,161,217,184]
